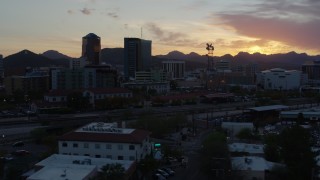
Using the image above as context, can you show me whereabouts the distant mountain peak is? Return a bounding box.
[188,52,201,56]
[41,50,72,59]
[17,49,36,55]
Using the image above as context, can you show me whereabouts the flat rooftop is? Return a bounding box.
[27,154,135,180]
[76,122,134,134]
[228,143,264,154]
[59,122,151,144]
[231,156,280,171]
[248,105,289,112]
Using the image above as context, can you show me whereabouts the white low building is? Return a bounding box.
[58,122,152,162]
[221,122,254,137]
[26,154,135,180]
[232,156,282,180]
[228,143,264,155]
[256,68,301,90]
[83,88,132,105]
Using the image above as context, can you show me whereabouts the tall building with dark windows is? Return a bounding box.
[302,60,320,86]
[162,60,185,80]
[82,33,101,65]
[124,38,152,80]
[0,54,4,85]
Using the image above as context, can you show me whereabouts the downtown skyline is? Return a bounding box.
[0,0,320,58]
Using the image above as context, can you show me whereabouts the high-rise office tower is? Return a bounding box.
[0,54,4,79]
[82,33,101,65]
[124,38,152,80]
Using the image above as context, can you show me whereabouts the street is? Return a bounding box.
[170,129,213,180]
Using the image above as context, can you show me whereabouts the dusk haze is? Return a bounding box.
[1,0,320,57]
[1,1,320,180]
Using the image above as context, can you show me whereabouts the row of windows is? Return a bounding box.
[94,93,131,99]
[62,153,138,161]
[62,142,136,150]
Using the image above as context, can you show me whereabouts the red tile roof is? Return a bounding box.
[45,90,81,96]
[58,129,151,144]
[85,88,132,94]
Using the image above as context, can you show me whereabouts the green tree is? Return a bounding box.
[67,92,90,110]
[97,163,125,180]
[200,131,229,177]
[236,128,253,140]
[30,128,47,143]
[297,112,304,125]
[263,134,281,162]
[279,126,315,180]
[138,155,160,179]
[170,80,178,90]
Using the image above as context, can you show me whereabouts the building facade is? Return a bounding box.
[122,81,170,94]
[162,60,185,80]
[82,33,101,65]
[58,122,152,162]
[83,88,132,105]
[4,70,50,94]
[70,57,87,69]
[256,68,301,90]
[135,69,167,82]
[0,54,3,85]
[51,68,85,90]
[215,60,230,72]
[51,66,117,90]
[302,60,320,86]
[124,38,152,80]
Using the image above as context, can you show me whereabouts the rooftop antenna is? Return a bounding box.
[205,43,214,89]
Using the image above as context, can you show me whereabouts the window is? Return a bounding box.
[62,142,68,147]
[129,145,135,150]
[118,156,124,160]
[129,156,135,161]
[106,144,112,149]
[118,144,123,150]
[106,155,112,159]
[84,143,89,148]
[73,143,78,148]
[95,155,101,158]
[95,144,100,149]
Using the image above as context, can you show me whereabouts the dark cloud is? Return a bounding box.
[104,8,120,19]
[145,23,197,46]
[67,10,74,14]
[252,0,320,19]
[214,39,271,49]
[215,0,320,50]
[80,8,93,15]
[107,12,118,19]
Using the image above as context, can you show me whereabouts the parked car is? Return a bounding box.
[153,173,166,180]
[12,150,30,156]
[12,141,24,147]
[162,167,175,176]
[156,169,169,178]
[0,155,14,161]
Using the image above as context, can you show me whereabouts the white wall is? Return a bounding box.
[257,69,301,90]
[58,139,152,161]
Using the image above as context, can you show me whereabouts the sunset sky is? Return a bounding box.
[0,0,319,58]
